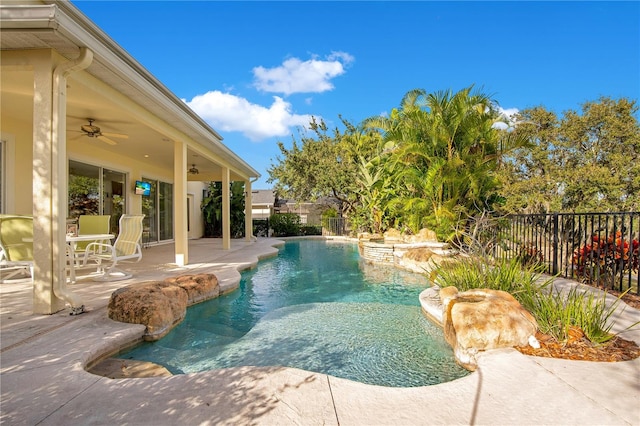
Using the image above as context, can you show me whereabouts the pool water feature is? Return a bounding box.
[121,240,470,387]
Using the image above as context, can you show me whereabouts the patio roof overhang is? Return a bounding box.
[0,0,260,182]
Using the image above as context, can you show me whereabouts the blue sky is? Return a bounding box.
[72,1,639,189]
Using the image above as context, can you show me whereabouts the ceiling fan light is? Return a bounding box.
[81,124,100,134]
[188,164,199,175]
[81,119,101,135]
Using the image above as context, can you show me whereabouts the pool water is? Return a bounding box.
[121,240,469,387]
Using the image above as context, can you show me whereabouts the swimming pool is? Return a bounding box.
[121,239,469,387]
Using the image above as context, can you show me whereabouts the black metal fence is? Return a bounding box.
[252,218,269,237]
[491,212,639,294]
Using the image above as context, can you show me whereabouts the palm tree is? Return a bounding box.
[364,86,515,239]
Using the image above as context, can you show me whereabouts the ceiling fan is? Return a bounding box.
[79,118,129,145]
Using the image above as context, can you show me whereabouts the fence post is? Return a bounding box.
[552,213,559,275]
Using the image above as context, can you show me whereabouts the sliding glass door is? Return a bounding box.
[141,177,173,244]
[68,160,125,234]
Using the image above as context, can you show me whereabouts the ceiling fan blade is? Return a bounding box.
[97,135,118,145]
[101,132,129,139]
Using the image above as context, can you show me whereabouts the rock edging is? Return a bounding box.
[357,228,459,275]
[108,273,219,341]
[420,285,540,371]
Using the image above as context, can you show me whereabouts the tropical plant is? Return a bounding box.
[201,182,222,236]
[572,232,639,288]
[434,256,549,295]
[520,285,625,344]
[363,86,526,239]
[201,181,245,238]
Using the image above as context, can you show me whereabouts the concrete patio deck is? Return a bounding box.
[1,237,639,425]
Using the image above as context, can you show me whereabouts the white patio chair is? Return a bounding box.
[66,215,111,269]
[84,214,144,281]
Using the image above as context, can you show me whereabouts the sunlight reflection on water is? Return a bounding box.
[122,240,469,387]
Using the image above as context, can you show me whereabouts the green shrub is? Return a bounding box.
[269,213,300,237]
[299,225,322,236]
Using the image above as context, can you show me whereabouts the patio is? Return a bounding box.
[1,238,283,351]
[1,237,639,425]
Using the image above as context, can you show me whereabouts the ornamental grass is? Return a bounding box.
[434,256,634,345]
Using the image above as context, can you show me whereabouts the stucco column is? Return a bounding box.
[174,141,188,265]
[31,51,66,314]
[245,179,253,241]
[32,49,91,313]
[222,167,231,250]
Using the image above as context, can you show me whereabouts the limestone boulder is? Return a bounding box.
[357,232,383,241]
[165,273,219,305]
[404,247,435,262]
[383,228,403,242]
[108,281,188,341]
[440,286,539,370]
[405,228,438,243]
[398,247,458,276]
[108,273,221,341]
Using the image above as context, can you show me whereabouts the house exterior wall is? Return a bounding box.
[252,205,273,219]
[279,202,328,225]
[187,181,207,239]
[0,113,33,215]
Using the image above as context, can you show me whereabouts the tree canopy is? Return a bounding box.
[497,97,639,213]
[268,89,639,240]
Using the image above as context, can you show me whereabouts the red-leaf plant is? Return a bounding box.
[572,231,639,288]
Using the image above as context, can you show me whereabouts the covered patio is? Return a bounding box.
[1,1,260,314]
[1,237,285,349]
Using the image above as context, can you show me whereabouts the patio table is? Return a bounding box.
[66,234,114,282]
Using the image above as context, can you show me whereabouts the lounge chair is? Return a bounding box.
[0,215,34,282]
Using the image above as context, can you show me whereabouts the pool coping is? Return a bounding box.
[1,237,639,425]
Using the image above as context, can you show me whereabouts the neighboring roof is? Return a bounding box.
[0,0,260,180]
[251,190,275,205]
[279,196,340,207]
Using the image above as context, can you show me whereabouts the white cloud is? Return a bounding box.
[498,107,519,121]
[253,52,354,95]
[185,91,313,142]
[493,106,520,130]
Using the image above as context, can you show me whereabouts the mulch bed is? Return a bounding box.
[516,330,640,362]
[515,290,640,362]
